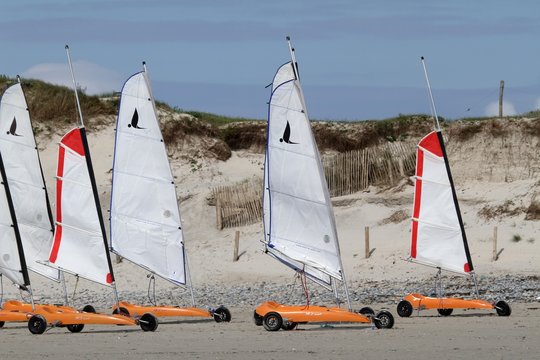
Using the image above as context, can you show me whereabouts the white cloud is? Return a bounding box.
[22,61,122,95]
[484,101,517,117]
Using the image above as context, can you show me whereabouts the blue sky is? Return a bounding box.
[2,0,540,120]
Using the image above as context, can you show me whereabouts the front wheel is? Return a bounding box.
[437,308,453,316]
[213,306,232,323]
[139,313,158,332]
[495,300,511,316]
[396,300,413,317]
[262,312,282,331]
[374,310,394,329]
[67,324,84,333]
[28,315,47,335]
[81,305,96,313]
[253,311,263,326]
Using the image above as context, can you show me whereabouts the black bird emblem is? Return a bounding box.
[128,109,145,129]
[6,117,22,136]
[279,121,297,144]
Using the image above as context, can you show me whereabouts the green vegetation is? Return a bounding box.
[183,110,262,126]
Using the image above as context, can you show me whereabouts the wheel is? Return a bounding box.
[82,305,96,313]
[253,311,263,326]
[0,321,4,328]
[396,300,413,317]
[139,313,158,332]
[281,320,297,331]
[437,308,453,316]
[495,300,511,316]
[213,306,232,323]
[67,324,84,333]
[262,312,283,331]
[373,310,394,329]
[28,315,47,335]
[358,307,375,316]
[112,307,130,316]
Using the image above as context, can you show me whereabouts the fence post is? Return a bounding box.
[492,226,498,261]
[398,158,404,176]
[216,197,222,230]
[233,230,240,262]
[365,226,370,258]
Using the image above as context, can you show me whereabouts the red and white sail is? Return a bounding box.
[263,61,343,285]
[48,128,113,286]
[0,82,60,282]
[411,131,473,274]
[109,70,186,286]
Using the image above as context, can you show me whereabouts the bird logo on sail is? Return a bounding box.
[6,117,22,136]
[279,121,298,144]
[127,109,145,129]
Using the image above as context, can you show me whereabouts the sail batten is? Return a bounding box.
[110,70,186,286]
[263,61,343,284]
[410,130,473,275]
[0,82,59,282]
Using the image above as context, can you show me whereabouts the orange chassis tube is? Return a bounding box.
[396,293,511,317]
[113,301,211,318]
[0,300,78,326]
[253,301,394,331]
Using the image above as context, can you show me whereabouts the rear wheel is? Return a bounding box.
[262,312,282,331]
[495,301,511,316]
[139,313,158,332]
[82,305,96,313]
[374,310,394,329]
[28,315,47,335]
[358,307,375,316]
[213,306,232,323]
[437,308,453,316]
[281,320,297,331]
[67,324,84,333]
[112,307,130,316]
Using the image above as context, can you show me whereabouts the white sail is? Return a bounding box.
[0,82,60,281]
[48,128,113,286]
[0,154,28,289]
[263,61,343,283]
[110,71,186,286]
[411,130,473,275]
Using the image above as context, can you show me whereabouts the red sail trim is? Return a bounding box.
[418,131,443,158]
[464,263,471,273]
[50,144,67,263]
[411,220,418,258]
[106,273,113,284]
[61,128,85,156]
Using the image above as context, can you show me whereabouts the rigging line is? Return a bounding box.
[267,143,317,160]
[267,187,327,206]
[112,168,175,185]
[71,275,79,303]
[115,127,164,143]
[147,274,156,306]
[269,102,304,113]
[111,212,181,230]
[0,137,38,149]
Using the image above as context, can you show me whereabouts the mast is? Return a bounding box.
[65,45,120,308]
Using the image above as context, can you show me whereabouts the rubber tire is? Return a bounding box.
[253,311,263,326]
[281,321,297,331]
[397,300,413,317]
[0,321,4,328]
[82,305,96,313]
[374,310,394,329]
[358,307,375,316]
[262,312,283,332]
[437,308,453,316]
[67,324,84,333]
[139,313,158,332]
[495,300,511,316]
[112,307,130,316]
[28,315,47,335]
[213,306,232,323]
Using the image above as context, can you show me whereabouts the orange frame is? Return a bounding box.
[112,301,211,318]
[403,293,494,311]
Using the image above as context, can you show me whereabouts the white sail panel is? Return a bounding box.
[263,62,342,281]
[0,170,26,288]
[49,128,112,286]
[411,131,472,274]
[0,83,59,281]
[110,71,185,285]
